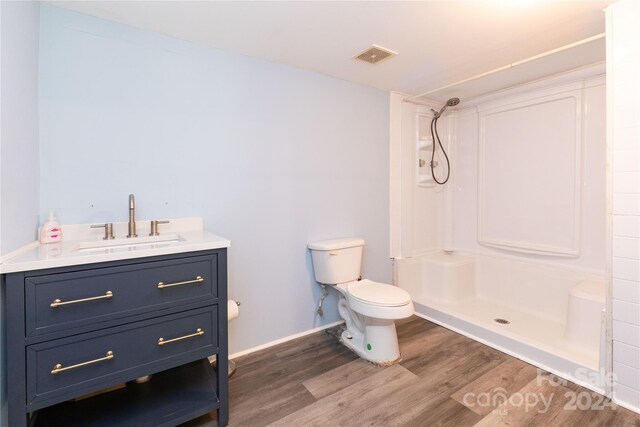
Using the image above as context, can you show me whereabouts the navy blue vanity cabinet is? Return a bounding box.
[4,249,229,427]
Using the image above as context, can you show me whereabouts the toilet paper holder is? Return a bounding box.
[209,299,241,377]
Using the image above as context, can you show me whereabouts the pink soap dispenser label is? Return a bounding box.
[40,210,63,244]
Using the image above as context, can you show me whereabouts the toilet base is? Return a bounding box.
[340,318,402,366]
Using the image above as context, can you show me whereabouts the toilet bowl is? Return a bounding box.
[308,238,414,365]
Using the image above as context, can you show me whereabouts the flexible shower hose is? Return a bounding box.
[430,114,451,185]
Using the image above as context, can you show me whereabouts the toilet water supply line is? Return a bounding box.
[317,285,329,316]
[317,275,363,317]
[316,286,364,337]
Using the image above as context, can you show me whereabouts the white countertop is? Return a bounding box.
[0,217,230,274]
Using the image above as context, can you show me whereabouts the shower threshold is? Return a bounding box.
[412,295,604,394]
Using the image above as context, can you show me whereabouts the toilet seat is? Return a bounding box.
[341,279,414,320]
[347,279,411,307]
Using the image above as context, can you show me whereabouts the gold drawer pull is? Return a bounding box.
[51,351,114,375]
[157,276,204,289]
[158,328,204,346]
[50,291,113,308]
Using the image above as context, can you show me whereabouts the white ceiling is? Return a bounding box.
[47,1,612,98]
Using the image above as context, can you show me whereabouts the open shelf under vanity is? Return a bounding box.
[32,359,219,427]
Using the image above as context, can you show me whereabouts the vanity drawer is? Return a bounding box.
[25,254,218,337]
[26,306,217,405]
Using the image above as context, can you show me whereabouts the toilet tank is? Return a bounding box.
[308,238,365,284]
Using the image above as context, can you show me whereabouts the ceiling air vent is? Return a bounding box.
[353,45,397,65]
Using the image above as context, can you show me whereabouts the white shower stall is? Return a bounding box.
[391,54,610,393]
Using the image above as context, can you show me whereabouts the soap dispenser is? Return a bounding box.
[40,210,62,244]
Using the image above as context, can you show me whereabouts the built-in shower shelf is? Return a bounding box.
[417,138,432,149]
[417,139,435,187]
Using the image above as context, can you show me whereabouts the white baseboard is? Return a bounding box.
[612,397,640,415]
[229,320,345,360]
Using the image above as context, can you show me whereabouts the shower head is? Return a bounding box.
[446,98,460,107]
[432,97,461,118]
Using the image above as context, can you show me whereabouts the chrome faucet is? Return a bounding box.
[127,194,137,238]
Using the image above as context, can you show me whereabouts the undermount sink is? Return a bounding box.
[76,234,184,253]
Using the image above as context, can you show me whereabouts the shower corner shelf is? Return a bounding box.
[417,137,433,149]
[417,138,436,187]
[417,173,436,186]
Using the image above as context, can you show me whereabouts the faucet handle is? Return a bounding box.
[91,223,115,240]
[149,220,170,236]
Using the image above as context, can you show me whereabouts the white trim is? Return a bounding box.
[478,240,579,258]
[229,320,345,360]
[404,98,441,109]
[390,92,409,259]
[474,80,585,113]
[0,241,39,264]
[450,64,605,113]
[399,101,416,258]
[406,33,605,102]
[604,3,615,400]
[442,115,455,252]
[612,396,640,414]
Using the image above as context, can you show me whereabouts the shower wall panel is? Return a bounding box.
[478,88,582,256]
[399,102,445,258]
[453,72,606,273]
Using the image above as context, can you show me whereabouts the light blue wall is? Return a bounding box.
[39,5,391,353]
[1,2,40,425]
[1,1,40,256]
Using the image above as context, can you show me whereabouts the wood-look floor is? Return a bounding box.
[185,316,640,427]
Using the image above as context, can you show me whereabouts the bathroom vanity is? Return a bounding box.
[0,218,230,427]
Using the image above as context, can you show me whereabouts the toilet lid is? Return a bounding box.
[347,279,411,307]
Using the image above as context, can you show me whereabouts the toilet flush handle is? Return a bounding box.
[329,251,339,256]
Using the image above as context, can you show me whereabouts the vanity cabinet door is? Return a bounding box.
[26,306,218,408]
[25,253,218,337]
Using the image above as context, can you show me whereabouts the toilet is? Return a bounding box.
[308,237,414,365]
